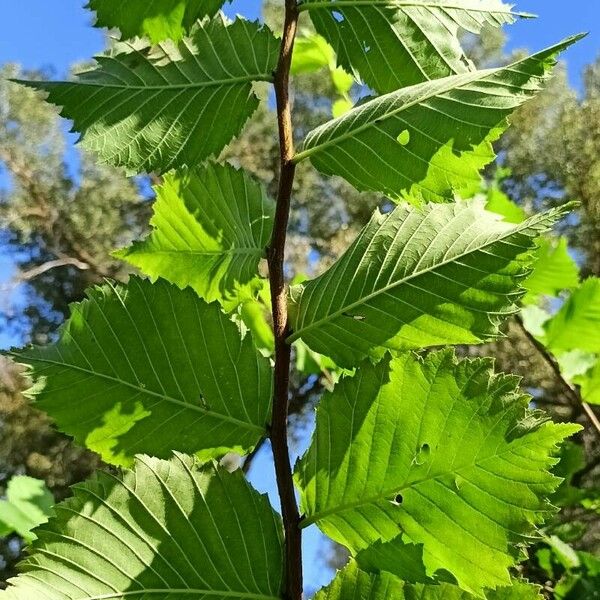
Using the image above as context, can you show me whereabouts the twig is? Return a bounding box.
[514,315,600,435]
[0,257,91,292]
[267,2,303,599]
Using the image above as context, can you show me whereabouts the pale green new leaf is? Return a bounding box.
[300,0,531,94]
[19,17,279,174]
[544,278,600,353]
[0,476,54,543]
[8,277,272,466]
[485,187,526,224]
[296,351,578,595]
[88,0,232,42]
[2,454,284,600]
[295,38,581,203]
[292,33,336,75]
[314,563,543,600]
[575,360,600,406]
[288,201,564,368]
[115,163,274,304]
[524,237,579,303]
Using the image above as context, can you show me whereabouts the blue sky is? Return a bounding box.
[0,0,599,595]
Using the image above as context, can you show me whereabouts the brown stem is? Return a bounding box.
[267,2,302,599]
[514,315,600,435]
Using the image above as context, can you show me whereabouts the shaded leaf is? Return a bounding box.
[2,455,284,600]
[314,563,543,600]
[8,277,272,466]
[355,538,435,584]
[18,16,279,174]
[296,351,578,594]
[300,0,531,93]
[88,0,232,42]
[288,201,564,368]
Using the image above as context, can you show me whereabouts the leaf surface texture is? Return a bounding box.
[2,455,284,600]
[296,39,579,203]
[116,163,274,304]
[296,351,578,594]
[88,0,232,42]
[314,563,544,600]
[300,0,529,93]
[20,17,279,174]
[9,277,272,466]
[289,201,563,367]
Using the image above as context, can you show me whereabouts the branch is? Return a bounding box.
[514,315,600,435]
[0,257,92,293]
[267,2,302,599]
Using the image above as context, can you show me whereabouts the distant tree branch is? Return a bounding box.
[514,315,600,435]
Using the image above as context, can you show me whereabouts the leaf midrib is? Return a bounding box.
[293,67,493,162]
[27,73,274,92]
[85,590,281,600]
[300,425,559,528]
[287,210,549,342]
[297,0,534,19]
[127,248,264,257]
[10,353,265,434]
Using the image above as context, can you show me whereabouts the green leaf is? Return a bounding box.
[524,237,579,303]
[355,539,435,584]
[291,33,336,75]
[294,38,581,204]
[544,278,600,353]
[0,476,54,543]
[8,277,272,466]
[241,298,275,354]
[299,0,531,94]
[313,563,405,599]
[2,454,283,600]
[19,16,279,175]
[485,187,526,224]
[576,359,600,405]
[88,0,232,42]
[332,97,353,117]
[520,305,551,340]
[115,163,274,304]
[314,563,543,600]
[288,200,564,368]
[296,351,579,594]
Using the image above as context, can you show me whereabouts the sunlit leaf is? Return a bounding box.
[289,201,565,368]
[8,277,272,466]
[296,351,578,594]
[2,455,284,599]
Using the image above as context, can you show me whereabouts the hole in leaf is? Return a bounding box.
[397,129,410,146]
[332,10,345,22]
[342,312,365,321]
[390,493,403,506]
[413,443,431,466]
